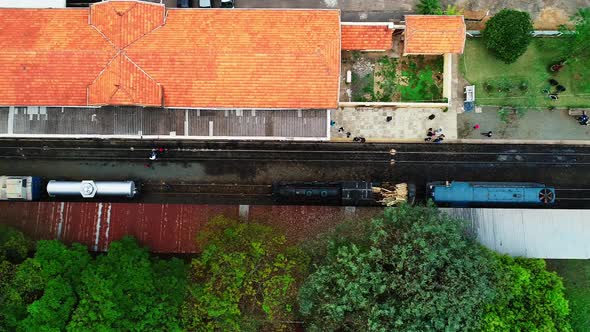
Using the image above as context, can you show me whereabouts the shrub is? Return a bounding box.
[483,9,533,63]
[416,0,441,15]
[483,256,572,331]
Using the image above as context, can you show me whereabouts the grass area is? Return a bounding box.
[398,56,443,102]
[461,38,590,107]
[351,71,375,102]
[546,259,590,331]
[351,55,444,103]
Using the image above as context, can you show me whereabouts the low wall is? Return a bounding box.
[338,102,449,109]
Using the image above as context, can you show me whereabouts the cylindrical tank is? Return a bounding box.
[47,180,137,198]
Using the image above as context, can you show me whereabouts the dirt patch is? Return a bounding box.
[352,56,374,77]
[448,0,590,29]
[534,7,571,29]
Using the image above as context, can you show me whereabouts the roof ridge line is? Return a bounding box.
[122,7,167,51]
[122,52,161,86]
[88,51,121,88]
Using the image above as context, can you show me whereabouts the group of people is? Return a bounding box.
[424,128,445,143]
[332,120,366,143]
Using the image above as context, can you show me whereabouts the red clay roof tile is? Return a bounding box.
[0,2,341,109]
[341,25,393,51]
[404,15,466,55]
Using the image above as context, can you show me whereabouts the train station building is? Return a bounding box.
[0,0,340,140]
[0,0,466,141]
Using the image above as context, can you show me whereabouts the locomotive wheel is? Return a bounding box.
[539,188,554,204]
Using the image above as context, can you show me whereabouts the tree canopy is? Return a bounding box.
[559,8,590,63]
[416,0,441,15]
[483,9,533,63]
[483,256,572,331]
[298,204,497,332]
[181,216,309,332]
[0,235,186,332]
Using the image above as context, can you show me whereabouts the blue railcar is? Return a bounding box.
[428,181,555,207]
[0,176,43,201]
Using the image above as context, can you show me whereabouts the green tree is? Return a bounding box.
[1,240,91,331]
[483,256,572,331]
[483,9,533,63]
[559,8,590,63]
[181,216,309,331]
[416,0,441,15]
[0,226,35,331]
[68,236,186,331]
[298,204,497,331]
[0,225,34,263]
[1,236,186,332]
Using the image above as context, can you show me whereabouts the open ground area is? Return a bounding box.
[547,259,590,331]
[461,38,590,108]
[458,107,590,140]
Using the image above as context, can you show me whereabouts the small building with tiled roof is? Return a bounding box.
[0,1,341,109]
[403,15,466,55]
[341,23,394,51]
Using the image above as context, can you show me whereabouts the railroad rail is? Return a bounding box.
[3,145,590,166]
[555,188,590,201]
[143,182,272,197]
[0,147,392,163]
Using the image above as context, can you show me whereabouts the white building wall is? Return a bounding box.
[0,0,66,8]
[444,208,590,259]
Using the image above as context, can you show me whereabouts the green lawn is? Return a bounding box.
[461,38,590,107]
[546,259,590,331]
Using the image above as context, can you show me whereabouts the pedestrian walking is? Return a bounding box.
[473,124,480,130]
[353,136,361,142]
[386,116,393,122]
[149,149,158,160]
[426,128,434,137]
[330,120,336,127]
[482,131,493,138]
[346,132,351,138]
[360,137,366,143]
[428,114,436,120]
[578,112,589,126]
[338,127,344,133]
[434,127,443,135]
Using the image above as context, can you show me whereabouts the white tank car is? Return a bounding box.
[47,180,137,198]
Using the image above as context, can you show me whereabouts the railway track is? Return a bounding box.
[391,150,585,165]
[142,182,272,196]
[3,146,590,166]
[0,147,392,163]
[555,188,590,201]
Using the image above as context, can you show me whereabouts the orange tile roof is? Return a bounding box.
[0,9,115,106]
[341,25,393,51]
[0,1,341,109]
[404,15,466,55]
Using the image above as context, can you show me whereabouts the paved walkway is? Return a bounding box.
[459,107,590,140]
[330,107,457,141]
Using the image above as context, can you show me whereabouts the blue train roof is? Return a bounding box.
[430,181,555,205]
